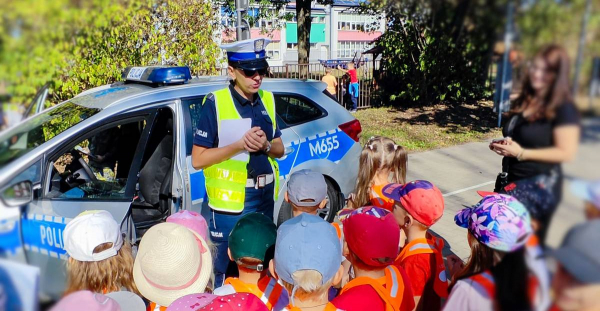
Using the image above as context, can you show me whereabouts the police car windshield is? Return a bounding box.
[0,102,100,169]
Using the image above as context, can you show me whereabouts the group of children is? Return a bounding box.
[50,136,600,311]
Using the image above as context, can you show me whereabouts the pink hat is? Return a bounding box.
[166,210,208,241]
[50,291,121,311]
[342,206,400,267]
[382,181,445,226]
[166,293,217,310]
[198,293,268,311]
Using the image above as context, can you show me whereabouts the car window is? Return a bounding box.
[46,120,145,200]
[0,102,100,170]
[274,94,324,127]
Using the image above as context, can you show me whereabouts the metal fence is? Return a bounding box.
[220,60,381,109]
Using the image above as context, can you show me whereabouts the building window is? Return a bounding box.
[266,41,281,60]
[337,41,373,58]
[287,43,298,50]
[337,13,378,32]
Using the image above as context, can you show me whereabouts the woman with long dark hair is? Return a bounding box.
[444,194,544,311]
[490,45,580,245]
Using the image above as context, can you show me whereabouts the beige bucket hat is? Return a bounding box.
[133,222,212,307]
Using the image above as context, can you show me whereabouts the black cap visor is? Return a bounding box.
[229,58,269,71]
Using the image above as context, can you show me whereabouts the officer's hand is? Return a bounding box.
[243,127,265,152]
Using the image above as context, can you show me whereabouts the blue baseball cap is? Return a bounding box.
[274,213,341,286]
[221,38,271,71]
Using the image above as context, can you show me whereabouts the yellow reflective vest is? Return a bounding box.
[202,88,280,213]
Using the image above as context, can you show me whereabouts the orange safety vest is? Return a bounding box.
[468,270,539,303]
[225,276,289,310]
[332,223,342,239]
[147,302,167,311]
[339,265,404,311]
[370,184,395,212]
[395,236,449,299]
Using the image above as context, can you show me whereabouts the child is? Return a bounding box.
[381,181,448,311]
[338,62,359,112]
[445,194,541,311]
[166,210,209,241]
[270,214,343,311]
[213,212,289,310]
[331,206,415,311]
[285,169,349,288]
[547,220,600,311]
[133,222,212,310]
[570,179,600,219]
[349,136,407,211]
[321,68,338,102]
[285,169,328,218]
[63,210,139,296]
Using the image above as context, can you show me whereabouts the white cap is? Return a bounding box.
[63,210,123,262]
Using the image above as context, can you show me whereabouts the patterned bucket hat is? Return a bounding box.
[455,194,532,252]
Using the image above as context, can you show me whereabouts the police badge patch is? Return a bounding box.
[254,39,265,54]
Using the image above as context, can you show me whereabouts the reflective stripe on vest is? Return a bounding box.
[202,88,279,213]
[396,237,449,299]
[340,265,404,311]
[225,277,287,310]
[258,276,289,310]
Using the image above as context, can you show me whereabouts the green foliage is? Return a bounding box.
[517,0,600,92]
[360,0,506,105]
[0,0,220,105]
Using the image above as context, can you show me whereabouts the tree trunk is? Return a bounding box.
[297,0,311,79]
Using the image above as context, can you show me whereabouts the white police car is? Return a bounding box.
[0,66,362,300]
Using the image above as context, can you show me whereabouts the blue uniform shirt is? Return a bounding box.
[193,83,282,177]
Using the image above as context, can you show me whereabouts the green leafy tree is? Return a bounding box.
[222,0,332,77]
[0,0,220,105]
[517,0,600,93]
[358,0,507,105]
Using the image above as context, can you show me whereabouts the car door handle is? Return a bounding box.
[284,146,295,155]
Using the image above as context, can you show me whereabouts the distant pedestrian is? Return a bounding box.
[338,63,359,113]
[321,68,338,102]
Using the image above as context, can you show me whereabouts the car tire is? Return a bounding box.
[276,177,342,226]
[319,178,342,223]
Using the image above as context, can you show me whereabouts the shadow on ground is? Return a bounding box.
[384,101,499,134]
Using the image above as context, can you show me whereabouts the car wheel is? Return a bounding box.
[276,177,342,226]
[276,201,293,227]
[318,178,342,223]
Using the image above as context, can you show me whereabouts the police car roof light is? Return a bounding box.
[122,66,192,85]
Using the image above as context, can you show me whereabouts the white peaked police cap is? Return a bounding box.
[63,210,123,262]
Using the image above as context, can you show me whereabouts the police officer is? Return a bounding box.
[191,38,284,287]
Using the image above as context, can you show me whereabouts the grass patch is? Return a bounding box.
[354,101,502,152]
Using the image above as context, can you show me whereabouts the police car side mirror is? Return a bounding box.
[0,180,33,207]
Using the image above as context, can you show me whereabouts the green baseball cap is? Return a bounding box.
[228,213,277,267]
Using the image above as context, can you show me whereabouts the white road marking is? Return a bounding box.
[442,180,495,197]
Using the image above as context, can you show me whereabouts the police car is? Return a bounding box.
[0,66,362,300]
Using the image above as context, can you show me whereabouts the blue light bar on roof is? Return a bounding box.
[122,66,192,85]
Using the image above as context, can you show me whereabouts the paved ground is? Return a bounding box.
[406,117,600,260]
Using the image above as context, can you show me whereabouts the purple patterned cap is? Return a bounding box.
[455,194,532,252]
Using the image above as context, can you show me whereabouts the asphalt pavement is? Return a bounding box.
[405,117,600,260]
